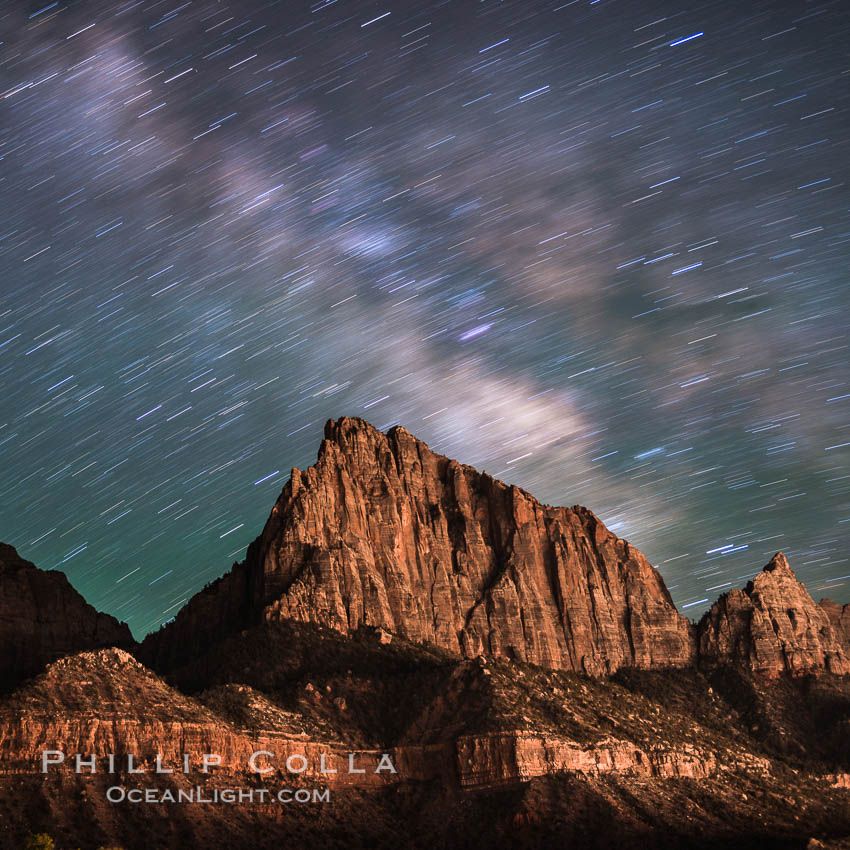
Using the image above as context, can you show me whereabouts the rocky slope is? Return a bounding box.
[0,638,772,788]
[0,647,400,787]
[2,623,850,849]
[143,417,696,676]
[697,553,850,676]
[0,542,133,692]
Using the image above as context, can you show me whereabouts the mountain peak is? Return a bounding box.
[143,418,696,676]
[0,542,30,572]
[141,419,850,682]
[762,551,793,575]
[699,553,849,676]
[0,542,134,692]
[324,414,372,438]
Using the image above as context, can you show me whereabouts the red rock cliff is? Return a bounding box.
[697,553,850,676]
[144,417,696,676]
[0,543,133,691]
[820,598,850,654]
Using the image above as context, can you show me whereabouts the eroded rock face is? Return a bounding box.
[144,417,696,676]
[820,599,850,654]
[0,543,133,691]
[453,731,771,788]
[0,648,397,788]
[0,646,773,792]
[697,553,850,676]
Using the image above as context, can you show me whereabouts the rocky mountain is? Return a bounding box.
[3,618,850,849]
[821,598,850,653]
[697,553,850,676]
[3,418,850,848]
[0,542,133,692]
[142,417,695,676]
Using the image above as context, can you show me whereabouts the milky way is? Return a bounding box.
[1,0,848,637]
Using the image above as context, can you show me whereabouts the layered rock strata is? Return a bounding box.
[820,598,850,653]
[697,553,850,676]
[143,417,696,676]
[0,648,772,792]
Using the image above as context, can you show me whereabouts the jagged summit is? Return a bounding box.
[761,551,792,575]
[322,415,489,469]
[143,416,696,676]
[8,420,847,685]
[699,550,850,676]
[140,419,850,681]
[318,415,576,509]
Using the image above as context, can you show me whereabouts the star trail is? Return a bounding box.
[1,0,847,637]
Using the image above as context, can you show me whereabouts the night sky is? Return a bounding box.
[1,0,848,638]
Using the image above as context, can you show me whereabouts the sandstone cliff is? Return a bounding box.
[0,640,777,790]
[3,626,849,850]
[697,553,850,676]
[4,470,850,849]
[821,598,850,653]
[0,543,133,692]
[0,647,397,787]
[143,417,695,676]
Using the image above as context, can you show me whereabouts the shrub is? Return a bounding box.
[24,835,54,850]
